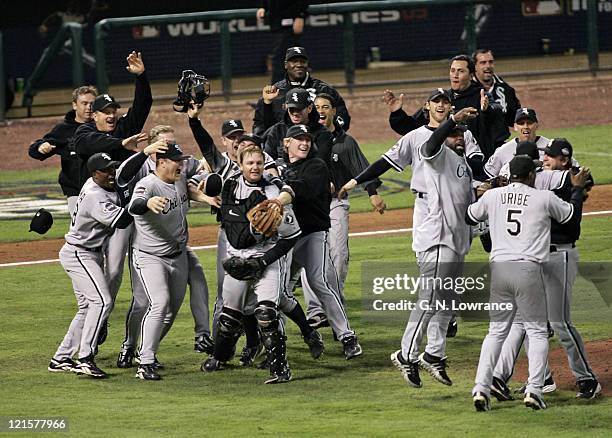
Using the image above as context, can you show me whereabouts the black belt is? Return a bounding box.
[140,249,183,259]
[71,244,103,253]
[550,243,576,252]
[414,191,427,199]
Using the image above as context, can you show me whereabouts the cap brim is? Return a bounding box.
[96,102,121,111]
[167,154,191,161]
[286,55,308,61]
[515,116,537,123]
[223,128,245,137]
[286,103,308,110]
[290,133,314,140]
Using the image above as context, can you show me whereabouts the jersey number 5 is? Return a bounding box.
[506,209,522,236]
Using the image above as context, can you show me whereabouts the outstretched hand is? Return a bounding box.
[453,107,478,123]
[126,51,145,75]
[382,89,404,113]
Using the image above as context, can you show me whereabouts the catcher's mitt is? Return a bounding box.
[223,256,266,281]
[246,199,283,237]
[476,175,509,198]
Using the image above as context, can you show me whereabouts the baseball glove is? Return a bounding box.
[246,199,283,237]
[476,175,509,198]
[223,256,266,281]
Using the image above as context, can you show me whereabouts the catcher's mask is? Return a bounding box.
[173,70,211,113]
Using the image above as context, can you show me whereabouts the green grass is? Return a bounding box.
[1,217,611,436]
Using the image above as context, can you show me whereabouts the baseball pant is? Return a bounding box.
[54,243,113,360]
[400,245,463,362]
[289,231,354,340]
[187,247,211,338]
[222,257,284,311]
[473,261,549,398]
[133,249,188,365]
[103,224,132,301]
[303,198,349,319]
[212,227,228,339]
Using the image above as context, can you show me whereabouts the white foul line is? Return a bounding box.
[2,210,612,268]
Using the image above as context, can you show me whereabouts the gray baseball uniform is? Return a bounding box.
[484,136,550,178]
[467,182,575,398]
[54,178,131,361]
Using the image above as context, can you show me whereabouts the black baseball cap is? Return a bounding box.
[29,208,53,234]
[87,152,120,173]
[285,124,313,140]
[285,88,312,110]
[157,143,190,161]
[509,155,537,179]
[237,134,262,147]
[544,138,573,158]
[92,94,121,112]
[221,119,245,137]
[428,88,452,102]
[285,47,309,62]
[515,141,540,161]
[514,107,538,123]
[449,123,468,136]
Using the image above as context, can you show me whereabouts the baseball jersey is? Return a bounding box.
[412,144,474,255]
[484,136,550,178]
[65,178,126,248]
[383,125,482,194]
[467,182,574,263]
[226,176,301,258]
[129,160,200,256]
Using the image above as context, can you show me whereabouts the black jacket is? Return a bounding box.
[253,72,350,137]
[259,0,308,32]
[28,110,83,196]
[262,107,333,168]
[73,73,152,187]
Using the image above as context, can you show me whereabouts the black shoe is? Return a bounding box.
[136,364,161,380]
[446,317,458,338]
[75,356,107,378]
[116,348,135,368]
[491,376,514,401]
[524,392,547,410]
[265,368,292,384]
[307,312,330,330]
[418,352,452,386]
[238,343,264,367]
[201,357,223,372]
[48,357,77,373]
[516,374,556,394]
[390,350,422,388]
[576,379,602,399]
[304,330,325,359]
[473,391,491,412]
[342,336,363,360]
[97,320,108,346]
[194,334,215,354]
[135,355,164,370]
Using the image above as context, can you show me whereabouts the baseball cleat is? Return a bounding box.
[136,364,161,381]
[576,379,602,399]
[48,357,77,373]
[238,343,265,367]
[194,334,215,354]
[473,391,491,412]
[116,348,136,369]
[135,355,164,369]
[390,350,422,388]
[342,336,363,360]
[418,352,452,386]
[74,356,107,378]
[515,374,556,394]
[307,312,330,330]
[491,376,514,401]
[304,330,325,359]
[446,317,458,338]
[201,357,223,373]
[264,369,292,384]
[524,392,547,410]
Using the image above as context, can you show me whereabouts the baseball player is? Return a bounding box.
[72,51,152,344]
[202,145,301,383]
[114,125,216,369]
[49,153,133,378]
[490,139,600,401]
[28,85,97,215]
[300,93,386,327]
[467,155,589,411]
[128,143,213,380]
[253,46,351,136]
[472,49,521,149]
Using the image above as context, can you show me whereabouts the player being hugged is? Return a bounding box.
[202,145,301,384]
[49,153,134,378]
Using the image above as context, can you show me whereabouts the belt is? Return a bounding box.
[413,191,427,199]
[550,243,575,252]
[139,249,183,259]
[70,243,103,253]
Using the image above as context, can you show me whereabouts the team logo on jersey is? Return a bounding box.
[284,214,294,224]
[456,164,470,178]
[229,120,238,127]
[332,153,339,162]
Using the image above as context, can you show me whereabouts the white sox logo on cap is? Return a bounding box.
[229,120,238,127]
[293,47,302,54]
[299,125,307,133]
[101,153,112,160]
[292,93,299,102]
[521,108,529,115]
[437,87,444,94]
[103,94,113,102]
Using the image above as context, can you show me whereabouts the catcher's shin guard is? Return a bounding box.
[257,302,290,379]
[213,307,243,362]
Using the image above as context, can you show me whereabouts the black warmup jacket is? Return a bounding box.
[28,110,83,196]
[72,73,152,187]
[253,72,351,137]
[259,0,308,32]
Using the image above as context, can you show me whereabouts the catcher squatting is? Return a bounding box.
[43,50,601,410]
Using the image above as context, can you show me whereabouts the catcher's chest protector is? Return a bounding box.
[221,179,266,249]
